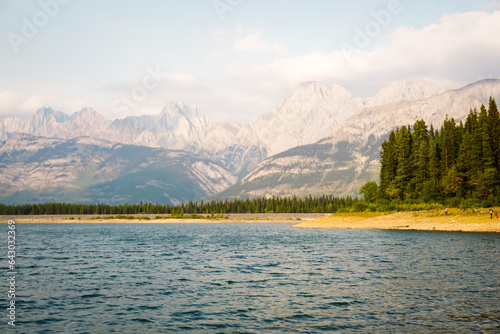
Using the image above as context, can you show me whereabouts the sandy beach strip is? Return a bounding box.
[293,211,500,233]
[2,211,500,232]
[0,213,330,224]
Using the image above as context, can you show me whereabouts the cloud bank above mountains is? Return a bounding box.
[0,3,499,123]
[221,10,500,111]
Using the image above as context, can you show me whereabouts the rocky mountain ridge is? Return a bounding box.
[0,133,237,205]
[0,80,446,173]
[221,79,500,199]
[1,79,498,204]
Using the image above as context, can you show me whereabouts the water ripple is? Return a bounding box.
[1,223,499,333]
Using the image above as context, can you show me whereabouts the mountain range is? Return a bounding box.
[1,79,499,205]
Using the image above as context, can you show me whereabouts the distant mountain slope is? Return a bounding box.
[248,82,363,155]
[0,116,23,141]
[365,80,447,108]
[220,79,500,199]
[320,79,500,147]
[246,80,446,156]
[0,80,447,178]
[0,134,236,205]
[2,79,495,204]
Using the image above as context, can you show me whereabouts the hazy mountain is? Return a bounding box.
[67,107,112,138]
[246,81,447,157]
[2,79,497,204]
[0,133,236,205]
[20,107,69,137]
[248,81,364,156]
[0,84,359,175]
[0,80,447,175]
[109,101,213,149]
[219,79,500,199]
[0,116,23,141]
[365,80,447,108]
[321,79,500,147]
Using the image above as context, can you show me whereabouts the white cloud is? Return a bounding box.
[492,1,500,8]
[0,91,49,119]
[233,30,286,54]
[0,90,19,112]
[3,11,499,124]
[211,51,226,58]
[162,73,208,92]
[223,10,500,97]
[0,90,88,119]
[212,29,229,44]
[19,95,46,113]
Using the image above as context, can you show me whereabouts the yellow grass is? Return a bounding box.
[293,208,500,233]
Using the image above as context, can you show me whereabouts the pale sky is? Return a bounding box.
[1,0,500,123]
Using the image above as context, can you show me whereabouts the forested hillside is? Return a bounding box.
[362,98,500,207]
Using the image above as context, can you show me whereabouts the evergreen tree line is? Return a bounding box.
[361,97,500,207]
[0,195,359,216]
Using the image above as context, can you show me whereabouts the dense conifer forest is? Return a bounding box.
[360,97,500,208]
[1,98,498,215]
[0,195,358,215]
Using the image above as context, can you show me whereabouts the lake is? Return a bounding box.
[2,223,499,333]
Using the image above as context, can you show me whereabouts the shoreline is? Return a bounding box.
[2,211,499,232]
[0,213,330,224]
[293,211,500,233]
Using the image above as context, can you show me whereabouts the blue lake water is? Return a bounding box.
[2,223,500,333]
